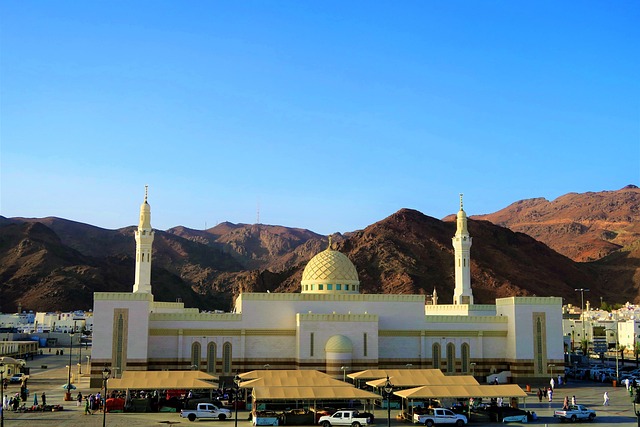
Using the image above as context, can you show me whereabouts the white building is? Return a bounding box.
[90,190,563,387]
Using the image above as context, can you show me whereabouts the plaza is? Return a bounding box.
[4,349,640,426]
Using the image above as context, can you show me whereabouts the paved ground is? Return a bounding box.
[3,350,640,426]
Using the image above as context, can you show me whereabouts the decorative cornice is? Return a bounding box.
[297,313,379,322]
[239,293,425,303]
[94,292,153,302]
[150,312,242,321]
[495,297,563,306]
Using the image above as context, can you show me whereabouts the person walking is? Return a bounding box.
[572,395,577,405]
[550,377,555,390]
[41,392,46,406]
[603,391,610,406]
[76,391,83,407]
[84,396,92,415]
[537,388,543,402]
[548,388,553,402]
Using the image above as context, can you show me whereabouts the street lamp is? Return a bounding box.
[341,366,349,382]
[1,362,5,427]
[234,373,242,427]
[606,328,619,383]
[575,288,590,352]
[470,362,476,378]
[102,367,111,427]
[548,364,555,379]
[65,331,75,401]
[383,376,393,427]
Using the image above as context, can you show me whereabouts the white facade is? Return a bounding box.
[90,192,563,386]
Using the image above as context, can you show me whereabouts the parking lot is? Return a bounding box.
[4,350,640,425]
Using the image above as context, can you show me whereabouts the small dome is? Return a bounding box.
[325,335,353,353]
[301,248,359,294]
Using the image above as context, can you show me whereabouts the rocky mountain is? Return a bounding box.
[1,186,638,313]
[472,185,640,262]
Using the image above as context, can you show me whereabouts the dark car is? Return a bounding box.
[9,373,25,383]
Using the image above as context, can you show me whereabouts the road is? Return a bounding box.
[3,350,640,426]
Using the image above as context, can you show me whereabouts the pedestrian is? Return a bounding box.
[563,396,569,410]
[548,388,553,402]
[558,374,563,386]
[537,388,543,402]
[601,372,606,383]
[550,377,555,390]
[603,391,610,406]
[84,396,92,415]
[41,392,46,406]
[572,395,577,405]
[76,391,83,407]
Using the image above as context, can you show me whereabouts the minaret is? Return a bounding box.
[133,186,155,294]
[432,287,438,305]
[452,194,473,304]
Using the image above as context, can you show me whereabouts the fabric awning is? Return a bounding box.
[239,369,334,381]
[394,384,527,399]
[108,370,218,390]
[367,374,478,388]
[240,376,352,388]
[252,386,381,401]
[349,369,444,381]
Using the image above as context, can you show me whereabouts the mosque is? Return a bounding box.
[90,191,563,387]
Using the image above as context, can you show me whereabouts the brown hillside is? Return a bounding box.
[472,185,640,262]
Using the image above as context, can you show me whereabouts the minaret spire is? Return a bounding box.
[133,186,155,294]
[452,194,473,304]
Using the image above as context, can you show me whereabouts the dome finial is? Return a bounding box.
[328,235,333,250]
[145,185,149,203]
[459,193,464,211]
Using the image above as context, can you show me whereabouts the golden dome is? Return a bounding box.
[301,248,360,294]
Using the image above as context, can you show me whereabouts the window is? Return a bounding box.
[310,333,314,357]
[461,343,470,373]
[191,342,201,370]
[364,333,368,357]
[223,342,232,374]
[336,284,341,290]
[345,285,349,291]
[319,284,324,290]
[432,343,441,369]
[327,284,332,290]
[446,343,455,373]
[207,342,217,373]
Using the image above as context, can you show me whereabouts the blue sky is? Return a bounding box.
[1,1,638,235]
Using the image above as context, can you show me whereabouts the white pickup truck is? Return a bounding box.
[553,404,596,422]
[413,408,467,426]
[180,402,232,422]
[318,409,373,427]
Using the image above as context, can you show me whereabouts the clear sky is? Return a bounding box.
[1,1,638,235]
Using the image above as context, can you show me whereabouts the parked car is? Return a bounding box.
[554,404,596,422]
[9,373,26,384]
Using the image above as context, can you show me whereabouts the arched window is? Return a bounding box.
[207,342,217,373]
[461,343,470,373]
[223,342,232,374]
[446,343,455,373]
[432,343,441,369]
[191,342,201,370]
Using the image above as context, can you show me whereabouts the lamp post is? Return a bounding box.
[1,362,5,427]
[575,288,590,352]
[383,376,393,427]
[606,328,619,384]
[341,366,349,382]
[102,367,111,427]
[634,392,640,427]
[548,364,555,380]
[65,331,75,401]
[470,362,476,378]
[234,373,241,427]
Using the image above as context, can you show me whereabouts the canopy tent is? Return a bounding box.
[349,369,444,381]
[394,384,527,399]
[240,376,353,388]
[252,386,381,401]
[108,370,218,391]
[367,374,479,388]
[239,369,334,381]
